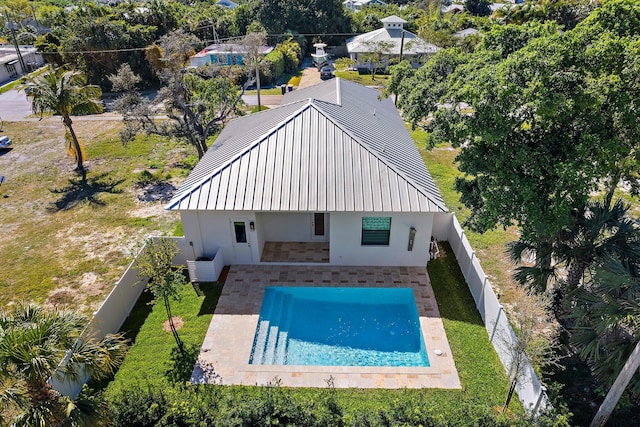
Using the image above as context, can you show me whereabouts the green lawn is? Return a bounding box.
[106,278,224,397]
[335,70,390,87]
[0,120,188,310]
[410,125,522,302]
[106,247,523,423]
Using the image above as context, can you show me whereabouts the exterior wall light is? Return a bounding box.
[408,226,416,251]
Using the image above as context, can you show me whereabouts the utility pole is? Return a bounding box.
[4,9,27,74]
[399,30,405,62]
[590,340,640,427]
[256,62,261,110]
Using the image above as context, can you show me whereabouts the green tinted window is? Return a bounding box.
[361,217,391,246]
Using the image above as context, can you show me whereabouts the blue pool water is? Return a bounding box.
[249,287,430,367]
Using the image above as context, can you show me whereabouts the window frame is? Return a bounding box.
[361,216,392,246]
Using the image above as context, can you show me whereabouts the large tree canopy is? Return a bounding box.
[253,0,352,44]
[392,0,640,410]
[395,1,640,244]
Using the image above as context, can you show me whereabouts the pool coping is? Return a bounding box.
[193,265,461,389]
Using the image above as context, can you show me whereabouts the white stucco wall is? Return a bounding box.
[260,212,312,241]
[329,212,433,266]
[181,210,433,266]
[180,210,260,265]
[259,212,329,242]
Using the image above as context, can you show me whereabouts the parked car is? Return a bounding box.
[0,136,12,149]
[320,65,333,80]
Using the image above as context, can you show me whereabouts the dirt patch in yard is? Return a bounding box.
[0,118,187,313]
[163,316,184,331]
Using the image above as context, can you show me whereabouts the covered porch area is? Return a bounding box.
[257,212,330,263]
[260,241,329,263]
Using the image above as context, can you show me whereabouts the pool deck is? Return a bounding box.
[192,265,461,389]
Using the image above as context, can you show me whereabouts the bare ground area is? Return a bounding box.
[0,118,189,313]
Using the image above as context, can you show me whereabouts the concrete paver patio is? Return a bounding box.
[193,265,460,389]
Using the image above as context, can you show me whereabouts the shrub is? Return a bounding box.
[263,49,285,84]
[107,381,565,427]
[276,38,303,73]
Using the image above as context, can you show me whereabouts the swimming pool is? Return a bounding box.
[249,287,430,367]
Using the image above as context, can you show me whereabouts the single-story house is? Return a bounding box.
[454,28,480,38]
[346,16,440,69]
[343,0,387,12]
[215,0,238,9]
[166,78,448,269]
[0,45,45,86]
[441,4,465,14]
[190,43,274,67]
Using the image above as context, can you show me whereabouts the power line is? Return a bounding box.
[33,32,362,56]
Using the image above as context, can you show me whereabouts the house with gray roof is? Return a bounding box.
[167,78,447,271]
[346,16,440,69]
[0,45,45,86]
[343,0,387,12]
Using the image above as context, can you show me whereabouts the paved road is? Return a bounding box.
[0,63,326,122]
[0,89,33,121]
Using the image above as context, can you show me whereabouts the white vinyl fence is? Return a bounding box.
[50,237,190,398]
[53,220,548,414]
[433,213,549,416]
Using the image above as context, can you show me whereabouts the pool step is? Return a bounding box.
[260,290,281,364]
[262,292,291,364]
[251,288,280,364]
[274,295,295,364]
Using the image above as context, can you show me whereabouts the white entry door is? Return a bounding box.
[231,219,253,263]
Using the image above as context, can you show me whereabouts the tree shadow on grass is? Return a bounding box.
[118,290,154,343]
[47,172,125,212]
[166,343,200,382]
[427,241,484,326]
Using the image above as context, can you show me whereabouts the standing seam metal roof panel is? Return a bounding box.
[167,80,446,213]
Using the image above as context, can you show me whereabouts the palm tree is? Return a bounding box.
[508,199,640,315]
[22,67,103,178]
[0,303,128,427]
[556,199,640,290]
[567,255,640,422]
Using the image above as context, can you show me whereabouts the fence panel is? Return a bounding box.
[51,237,192,398]
[444,214,549,415]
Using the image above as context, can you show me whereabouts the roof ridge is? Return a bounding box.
[165,101,315,210]
[309,99,447,212]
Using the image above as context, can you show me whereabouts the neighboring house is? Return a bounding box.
[0,45,45,86]
[346,16,440,69]
[216,0,239,9]
[441,4,465,14]
[343,0,387,12]
[454,28,480,38]
[189,43,274,67]
[166,78,448,268]
[491,3,511,12]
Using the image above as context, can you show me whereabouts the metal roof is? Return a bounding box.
[346,28,440,56]
[380,15,407,24]
[167,79,446,213]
